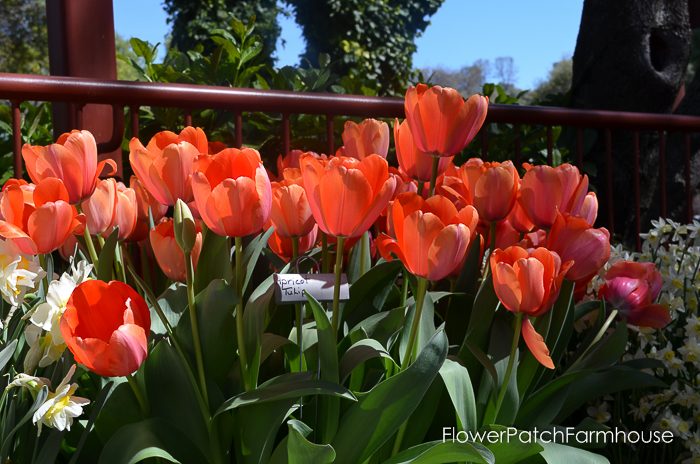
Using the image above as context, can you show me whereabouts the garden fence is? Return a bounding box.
[1,72,698,249]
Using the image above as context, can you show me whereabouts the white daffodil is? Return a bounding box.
[6,373,50,393]
[0,239,44,309]
[32,365,89,434]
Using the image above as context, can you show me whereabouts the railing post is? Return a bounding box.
[11,101,22,178]
[46,0,122,177]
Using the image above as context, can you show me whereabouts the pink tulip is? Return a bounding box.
[599,261,670,328]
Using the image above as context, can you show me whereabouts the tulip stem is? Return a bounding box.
[402,277,428,367]
[292,237,304,372]
[321,233,330,273]
[331,236,345,335]
[234,237,250,391]
[428,155,440,196]
[82,225,100,268]
[359,231,370,276]
[570,308,618,371]
[391,277,428,459]
[186,251,210,408]
[489,222,497,255]
[486,312,523,425]
[126,374,148,416]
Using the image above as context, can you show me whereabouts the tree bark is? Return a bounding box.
[571,0,692,243]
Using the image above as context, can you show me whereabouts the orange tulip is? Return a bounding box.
[448,159,519,223]
[130,176,168,242]
[0,178,84,254]
[519,163,589,229]
[300,154,396,238]
[507,189,535,233]
[490,246,572,369]
[578,192,598,226]
[81,178,118,236]
[21,130,117,204]
[148,126,209,155]
[340,119,390,159]
[268,225,319,262]
[129,132,200,206]
[150,218,202,282]
[599,261,670,328]
[61,280,150,377]
[192,147,272,237]
[377,192,477,281]
[491,246,572,318]
[394,119,453,182]
[269,176,315,239]
[404,84,488,157]
[275,150,327,179]
[547,213,610,283]
[108,182,138,241]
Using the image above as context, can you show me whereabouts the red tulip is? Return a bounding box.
[0,178,84,254]
[519,163,589,229]
[547,213,610,283]
[340,119,390,159]
[129,134,200,206]
[598,261,670,328]
[192,147,272,237]
[300,154,395,238]
[21,130,117,204]
[394,119,453,182]
[404,84,488,157]
[61,280,150,377]
[149,218,202,282]
[377,192,477,281]
[81,178,118,236]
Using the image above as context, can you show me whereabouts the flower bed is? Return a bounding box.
[0,84,677,463]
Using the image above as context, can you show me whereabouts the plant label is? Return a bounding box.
[273,273,349,303]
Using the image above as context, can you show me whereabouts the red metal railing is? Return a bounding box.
[1,72,698,247]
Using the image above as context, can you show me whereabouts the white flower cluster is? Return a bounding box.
[590,219,700,461]
[0,239,44,326]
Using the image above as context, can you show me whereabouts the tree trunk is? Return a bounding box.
[570,0,692,243]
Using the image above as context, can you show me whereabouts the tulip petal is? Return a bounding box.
[492,261,522,312]
[426,223,469,281]
[0,220,37,254]
[318,164,372,237]
[521,318,554,369]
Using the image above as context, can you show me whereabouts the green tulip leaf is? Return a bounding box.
[381,440,494,464]
[96,227,119,282]
[439,358,477,432]
[331,329,449,464]
[98,418,207,464]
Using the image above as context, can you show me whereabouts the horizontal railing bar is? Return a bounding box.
[3,73,700,131]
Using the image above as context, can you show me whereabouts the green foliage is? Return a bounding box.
[163,0,282,68]
[119,18,377,162]
[525,58,573,106]
[287,0,444,95]
[0,101,53,183]
[456,83,569,167]
[0,0,48,74]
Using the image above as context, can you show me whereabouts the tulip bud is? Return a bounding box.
[174,199,196,253]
